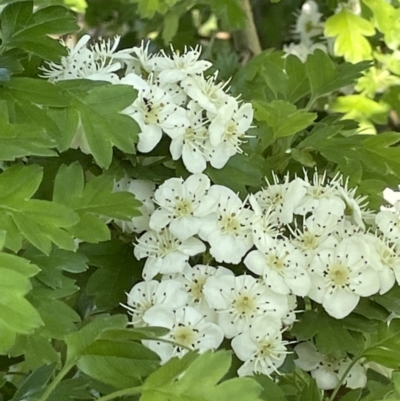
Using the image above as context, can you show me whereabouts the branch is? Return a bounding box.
[232,0,262,64]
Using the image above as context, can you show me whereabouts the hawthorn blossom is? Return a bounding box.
[134,228,205,280]
[180,72,231,114]
[149,174,216,240]
[199,186,254,264]
[376,202,400,243]
[308,237,380,318]
[121,74,189,153]
[150,45,212,84]
[295,342,367,390]
[163,264,233,321]
[295,171,345,219]
[41,35,122,83]
[244,238,311,296]
[293,1,324,44]
[168,101,210,173]
[255,173,308,225]
[231,317,290,377]
[142,305,224,363]
[124,279,188,326]
[203,274,287,338]
[113,177,155,233]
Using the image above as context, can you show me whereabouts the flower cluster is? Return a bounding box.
[42,36,253,173]
[114,170,400,383]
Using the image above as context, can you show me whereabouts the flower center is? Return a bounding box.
[173,326,196,348]
[328,264,349,286]
[175,199,193,217]
[220,213,240,235]
[258,340,274,357]
[190,277,207,301]
[267,254,285,272]
[234,293,256,316]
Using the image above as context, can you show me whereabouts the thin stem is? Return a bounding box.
[328,356,361,401]
[95,386,142,401]
[38,362,75,401]
[232,0,262,64]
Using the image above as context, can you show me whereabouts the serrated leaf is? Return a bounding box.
[0,253,43,345]
[253,99,316,139]
[305,50,370,101]
[57,82,139,168]
[325,9,375,62]
[54,163,141,243]
[141,351,262,401]
[1,1,78,61]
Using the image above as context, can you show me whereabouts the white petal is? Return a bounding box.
[350,267,380,297]
[137,124,163,153]
[169,217,201,240]
[323,288,359,319]
[179,237,206,256]
[231,332,257,361]
[294,342,322,371]
[149,208,172,232]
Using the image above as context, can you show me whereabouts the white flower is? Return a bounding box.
[255,173,308,225]
[295,342,340,390]
[124,279,188,327]
[168,101,210,173]
[149,174,216,240]
[282,293,298,327]
[121,74,189,153]
[142,305,224,364]
[180,72,230,114]
[290,213,339,264]
[308,237,380,318]
[113,177,155,233]
[41,35,122,83]
[293,1,324,43]
[134,228,206,280]
[208,97,253,147]
[295,342,367,390]
[150,45,212,84]
[125,40,155,75]
[203,274,288,338]
[295,171,345,218]
[199,186,254,264]
[376,202,400,243]
[163,264,233,321]
[244,238,311,296]
[283,42,328,63]
[231,317,290,377]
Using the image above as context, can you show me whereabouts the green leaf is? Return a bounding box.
[78,340,160,388]
[340,389,362,401]
[324,9,375,62]
[299,377,322,401]
[0,253,42,350]
[162,12,179,43]
[253,375,286,401]
[0,164,79,254]
[285,55,310,103]
[305,50,370,101]
[1,1,78,61]
[54,163,141,243]
[3,78,71,107]
[141,350,263,401]
[65,314,128,363]
[253,100,316,139]
[83,240,138,309]
[57,82,139,168]
[0,102,57,161]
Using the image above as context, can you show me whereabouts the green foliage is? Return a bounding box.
[0,1,78,62]
[140,350,263,401]
[325,8,375,62]
[53,162,141,243]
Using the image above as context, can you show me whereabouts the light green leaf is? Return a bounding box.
[162,12,179,44]
[141,350,262,401]
[325,9,375,62]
